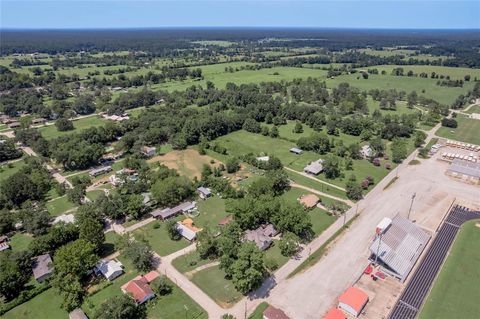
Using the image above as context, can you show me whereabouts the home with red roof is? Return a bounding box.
[121,271,160,304]
[324,308,346,319]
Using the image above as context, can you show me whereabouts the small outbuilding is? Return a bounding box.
[263,305,290,319]
[338,287,369,317]
[32,253,54,283]
[197,186,212,200]
[289,147,303,155]
[0,235,10,252]
[360,145,373,158]
[140,146,156,157]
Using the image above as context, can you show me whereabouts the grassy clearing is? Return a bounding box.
[46,196,78,217]
[132,218,191,256]
[99,231,122,257]
[172,251,215,274]
[288,214,358,278]
[326,73,474,105]
[0,159,26,182]
[194,196,228,229]
[285,170,348,200]
[264,240,290,269]
[465,104,480,114]
[371,65,480,80]
[435,115,480,145]
[38,116,107,139]
[191,264,243,308]
[86,189,105,201]
[2,288,67,319]
[7,233,33,252]
[418,220,480,319]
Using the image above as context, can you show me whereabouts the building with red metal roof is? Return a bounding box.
[338,287,369,317]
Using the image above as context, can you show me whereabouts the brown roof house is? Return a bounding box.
[298,194,320,209]
[32,253,54,283]
[263,305,290,319]
[244,224,279,251]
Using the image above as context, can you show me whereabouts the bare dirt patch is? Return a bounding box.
[147,149,222,179]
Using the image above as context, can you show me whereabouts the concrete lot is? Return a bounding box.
[267,150,480,319]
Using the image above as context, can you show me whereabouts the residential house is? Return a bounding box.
[176,218,202,241]
[244,224,279,251]
[298,194,320,209]
[32,118,46,125]
[32,253,54,283]
[304,159,324,175]
[150,201,196,220]
[95,259,124,281]
[121,271,159,304]
[8,122,21,129]
[197,186,212,200]
[323,308,346,319]
[89,166,112,177]
[140,146,156,157]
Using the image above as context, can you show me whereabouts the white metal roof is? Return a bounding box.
[370,215,430,281]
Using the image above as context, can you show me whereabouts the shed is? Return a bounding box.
[32,253,54,283]
[360,145,373,158]
[263,305,290,319]
[338,287,369,317]
[197,186,212,200]
[289,147,303,155]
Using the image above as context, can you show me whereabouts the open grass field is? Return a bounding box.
[326,73,474,105]
[46,195,78,216]
[371,65,480,80]
[435,115,480,145]
[86,189,105,201]
[418,220,480,319]
[147,149,222,180]
[38,115,107,140]
[191,264,243,308]
[0,159,26,182]
[2,288,67,319]
[132,217,191,256]
[172,251,215,274]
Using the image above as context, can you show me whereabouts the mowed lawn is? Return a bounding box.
[132,218,191,256]
[3,288,67,319]
[435,115,480,145]
[194,196,228,229]
[46,195,78,216]
[418,220,480,319]
[38,115,107,139]
[191,264,243,308]
[0,159,26,182]
[7,232,34,252]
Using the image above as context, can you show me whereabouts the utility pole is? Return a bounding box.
[408,192,416,220]
[184,305,188,319]
[244,299,247,319]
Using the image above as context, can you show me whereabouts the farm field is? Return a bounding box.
[38,115,107,139]
[326,73,474,105]
[435,115,480,145]
[418,220,480,319]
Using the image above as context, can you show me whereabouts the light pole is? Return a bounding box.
[184,305,188,319]
[408,192,416,220]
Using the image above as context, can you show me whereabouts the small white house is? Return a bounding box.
[95,259,124,281]
[197,187,212,200]
[361,145,373,158]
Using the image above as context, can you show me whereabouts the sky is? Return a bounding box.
[1,0,479,30]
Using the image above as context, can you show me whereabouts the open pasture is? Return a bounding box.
[435,115,480,145]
